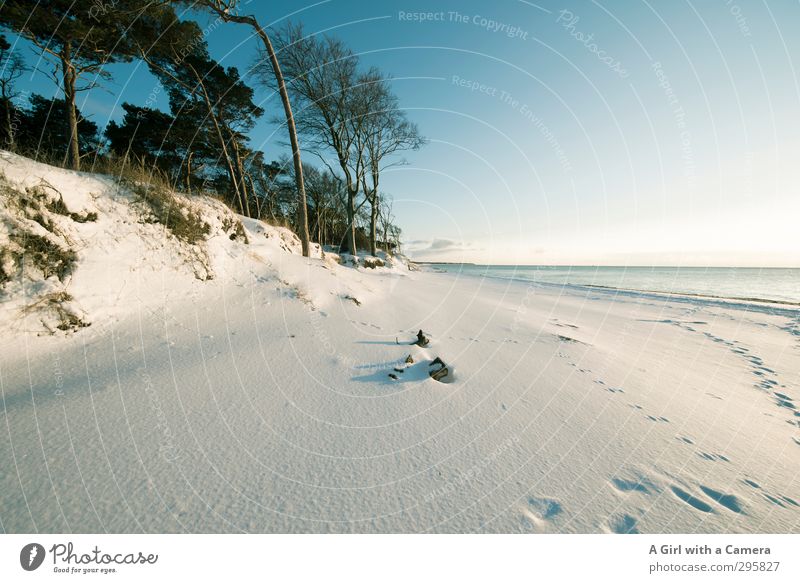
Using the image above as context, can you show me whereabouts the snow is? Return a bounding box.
[1,152,798,533]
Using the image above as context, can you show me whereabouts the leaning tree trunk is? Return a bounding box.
[230,137,251,217]
[60,43,80,170]
[266,36,311,256]
[187,63,244,215]
[266,42,311,257]
[200,3,311,257]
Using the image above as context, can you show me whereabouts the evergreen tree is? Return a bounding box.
[0,34,27,149]
[0,1,141,169]
[15,94,99,160]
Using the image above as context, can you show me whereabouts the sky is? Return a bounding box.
[5,0,800,266]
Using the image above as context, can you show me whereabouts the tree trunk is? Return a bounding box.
[185,150,193,194]
[3,101,14,150]
[231,137,251,216]
[259,30,310,256]
[60,42,80,170]
[186,62,244,215]
[345,187,357,255]
[315,205,322,245]
[369,198,378,257]
[246,173,260,218]
[205,6,312,256]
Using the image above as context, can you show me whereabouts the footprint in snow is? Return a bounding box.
[697,452,730,463]
[611,478,649,494]
[763,493,796,508]
[608,514,640,534]
[743,479,800,509]
[521,497,562,531]
[670,486,714,513]
[699,486,744,514]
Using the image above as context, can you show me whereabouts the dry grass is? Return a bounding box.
[21,291,90,333]
[91,156,211,246]
[133,183,211,245]
[9,231,77,281]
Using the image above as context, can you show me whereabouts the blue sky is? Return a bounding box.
[6,0,800,266]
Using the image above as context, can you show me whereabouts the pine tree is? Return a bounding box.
[0,1,140,169]
[0,34,27,150]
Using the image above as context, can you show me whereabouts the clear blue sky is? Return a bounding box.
[6,0,800,266]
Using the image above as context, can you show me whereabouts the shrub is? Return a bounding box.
[0,252,10,286]
[134,184,210,245]
[9,231,77,281]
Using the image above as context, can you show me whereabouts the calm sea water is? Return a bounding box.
[426,265,800,305]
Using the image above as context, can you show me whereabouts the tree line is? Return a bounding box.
[0,0,423,257]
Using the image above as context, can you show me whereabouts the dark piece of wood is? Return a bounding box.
[428,356,449,381]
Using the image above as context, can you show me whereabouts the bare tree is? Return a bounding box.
[378,194,400,255]
[358,73,423,256]
[263,23,378,256]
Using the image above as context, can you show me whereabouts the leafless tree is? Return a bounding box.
[378,194,401,255]
[358,73,423,255]
[262,23,380,255]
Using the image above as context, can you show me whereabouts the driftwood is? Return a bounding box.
[429,357,449,382]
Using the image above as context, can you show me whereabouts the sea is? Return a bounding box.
[424,265,800,305]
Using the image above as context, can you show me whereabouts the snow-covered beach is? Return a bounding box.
[1,154,798,533]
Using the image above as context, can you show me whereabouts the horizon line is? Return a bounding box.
[411,261,800,269]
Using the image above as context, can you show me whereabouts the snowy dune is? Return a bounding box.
[1,153,798,533]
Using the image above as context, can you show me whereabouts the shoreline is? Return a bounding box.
[421,265,800,313]
[417,262,800,269]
